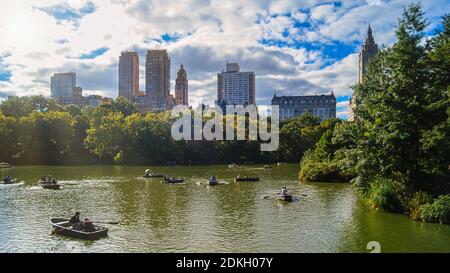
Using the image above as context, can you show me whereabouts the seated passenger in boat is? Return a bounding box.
[84,219,96,232]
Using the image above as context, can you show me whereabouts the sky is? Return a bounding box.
[0,0,449,119]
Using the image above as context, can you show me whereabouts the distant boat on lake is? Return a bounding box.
[2,176,17,184]
[143,169,165,178]
[235,175,260,182]
[277,186,293,202]
[0,162,13,168]
[50,218,108,240]
[163,176,184,184]
[208,176,219,185]
[39,176,61,190]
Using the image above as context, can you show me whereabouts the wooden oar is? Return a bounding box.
[94,221,119,225]
[262,194,308,199]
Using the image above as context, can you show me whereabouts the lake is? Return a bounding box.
[1,165,449,253]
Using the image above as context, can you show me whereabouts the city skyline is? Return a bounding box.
[0,1,448,119]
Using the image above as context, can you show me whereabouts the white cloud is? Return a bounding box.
[0,0,447,113]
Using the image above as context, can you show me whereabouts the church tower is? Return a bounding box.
[349,24,379,121]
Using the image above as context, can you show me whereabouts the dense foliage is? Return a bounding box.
[300,4,450,223]
[0,95,330,165]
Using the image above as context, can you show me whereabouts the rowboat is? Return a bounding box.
[3,176,17,184]
[164,177,184,184]
[277,193,293,202]
[50,218,108,240]
[277,187,293,202]
[41,183,61,190]
[0,162,12,168]
[39,176,61,189]
[234,176,260,182]
[3,179,18,185]
[143,169,165,178]
[208,176,219,185]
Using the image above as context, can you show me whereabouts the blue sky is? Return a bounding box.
[78,47,109,59]
[0,0,449,119]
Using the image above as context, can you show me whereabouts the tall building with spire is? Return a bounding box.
[118,52,139,100]
[145,49,170,110]
[175,65,188,106]
[358,23,379,83]
[349,24,379,121]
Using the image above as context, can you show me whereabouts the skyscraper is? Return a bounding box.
[51,72,76,98]
[175,65,188,106]
[217,62,255,106]
[145,49,170,109]
[118,52,139,100]
[358,24,379,83]
[349,24,379,121]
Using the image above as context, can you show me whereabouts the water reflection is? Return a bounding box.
[0,165,449,253]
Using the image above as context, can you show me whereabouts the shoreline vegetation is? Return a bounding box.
[300,5,450,225]
[0,5,448,225]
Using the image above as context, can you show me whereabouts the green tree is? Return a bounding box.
[84,111,128,162]
[0,96,62,118]
[353,3,450,194]
[279,113,323,162]
[101,96,138,116]
[0,112,16,162]
[16,111,75,164]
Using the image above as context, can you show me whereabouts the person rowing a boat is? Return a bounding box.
[280,186,288,196]
[69,212,84,230]
[70,212,80,224]
[3,176,13,183]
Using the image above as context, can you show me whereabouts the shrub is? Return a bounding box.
[368,177,405,212]
[420,195,450,224]
[409,191,433,220]
[299,151,347,182]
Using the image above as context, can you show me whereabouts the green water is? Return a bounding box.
[0,165,449,253]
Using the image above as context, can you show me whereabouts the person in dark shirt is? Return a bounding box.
[70,212,80,224]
